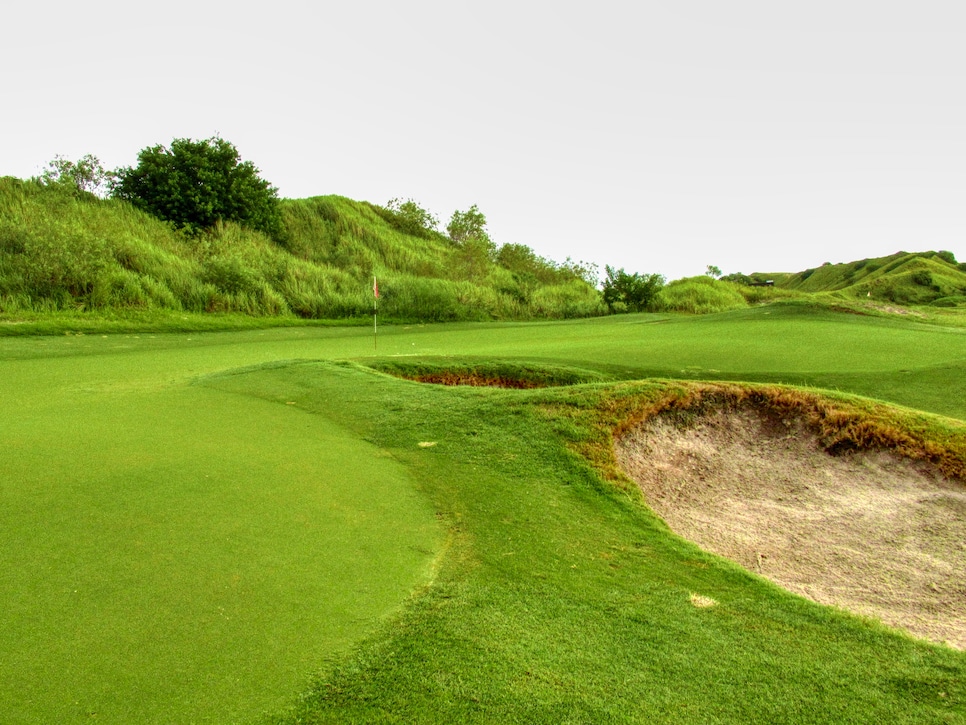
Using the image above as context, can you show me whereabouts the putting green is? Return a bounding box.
[0,334,441,723]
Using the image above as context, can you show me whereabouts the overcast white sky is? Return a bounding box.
[3,2,964,281]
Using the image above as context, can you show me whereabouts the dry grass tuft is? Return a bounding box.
[689,593,718,608]
[610,383,966,480]
[411,372,544,389]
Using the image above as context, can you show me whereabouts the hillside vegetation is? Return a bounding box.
[0,177,603,322]
[735,251,966,308]
[4,171,966,325]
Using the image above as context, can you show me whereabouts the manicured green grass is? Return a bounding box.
[359,305,966,419]
[0,332,441,723]
[1,306,964,723]
[210,364,964,724]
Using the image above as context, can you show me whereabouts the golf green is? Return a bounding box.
[0,331,441,723]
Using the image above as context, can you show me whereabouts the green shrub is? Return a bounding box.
[379,198,439,237]
[601,266,664,312]
[911,270,934,287]
[112,137,285,241]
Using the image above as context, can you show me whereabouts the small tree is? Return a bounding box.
[40,154,115,197]
[448,205,495,278]
[602,265,665,312]
[447,204,490,246]
[384,198,439,237]
[705,264,723,279]
[112,136,285,241]
[561,257,600,287]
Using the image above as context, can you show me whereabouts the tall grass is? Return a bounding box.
[654,275,748,314]
[0,178,603,322]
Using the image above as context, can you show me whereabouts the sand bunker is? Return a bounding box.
[615,407,966,649]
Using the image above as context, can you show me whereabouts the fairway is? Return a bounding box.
[2,307,965,723]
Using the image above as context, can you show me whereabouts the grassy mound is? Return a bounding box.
[654,275,748,314]
[369,357,613,388]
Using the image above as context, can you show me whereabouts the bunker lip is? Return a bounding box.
[616,402,966,650]
[367,358,612,389]
[404,372,545,388]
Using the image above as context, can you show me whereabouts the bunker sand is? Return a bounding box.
[616,407,966,649]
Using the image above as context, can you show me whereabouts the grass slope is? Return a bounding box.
[6,174,966,326]
[776,251,966,307]
[212,363,964,724]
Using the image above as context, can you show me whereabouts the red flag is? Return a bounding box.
[373,276,379,299]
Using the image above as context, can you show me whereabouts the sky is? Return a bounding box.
[3,1,965,281]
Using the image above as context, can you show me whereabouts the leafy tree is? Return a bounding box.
[39,154,115,197]
[112,136,284,240]
[457,236,498,279]
[447,204,490,246]
[721,272,752,285]
[602,265,665,312]
[561,257,600,287]
[705,264,723,279]
[496,243,560,283]
[497,243,542,273]
[384,198,439,237]
[448,205,496,278]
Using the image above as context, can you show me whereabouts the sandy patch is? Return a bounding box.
[615,407,966,649]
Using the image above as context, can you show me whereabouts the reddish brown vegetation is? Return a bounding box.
[612,383,966,481]
[408,373,545,389]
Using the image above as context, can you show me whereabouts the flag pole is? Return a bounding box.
[373,275,379,352]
